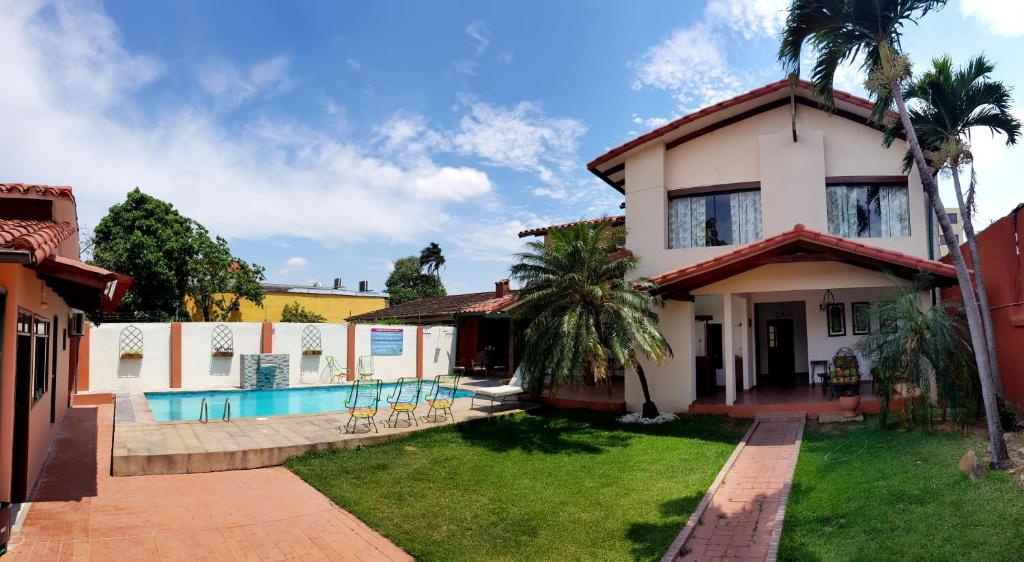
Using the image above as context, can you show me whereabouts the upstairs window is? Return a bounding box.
[668,190,762,248]
[947,212,958,224]
[826,184,910,239]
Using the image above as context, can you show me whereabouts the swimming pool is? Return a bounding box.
[144,383,473,422]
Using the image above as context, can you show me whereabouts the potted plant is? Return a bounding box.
[212,347,234,358]
[302,348,322,356]
[120,349,143,360]
[838,387,861,418]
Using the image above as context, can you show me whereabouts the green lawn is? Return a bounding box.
[285,408,746,562]
[779,423,1024,562]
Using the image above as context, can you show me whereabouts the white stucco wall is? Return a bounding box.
[352,324,419,382]
[271,323,348,385]
[88,323,171,391]
[628,300,696,413]
[180,323,262,389]
[422,326,456,378]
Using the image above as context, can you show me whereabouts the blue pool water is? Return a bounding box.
[144,383,473,422]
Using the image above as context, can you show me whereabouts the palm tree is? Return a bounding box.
[856,274,977,429]
[779,0,1010,468]
[510,222,671,418]
[882,55,1021,401]
[418,242,445,278]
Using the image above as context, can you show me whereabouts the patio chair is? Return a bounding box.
[357,355,375,380]
[320,355,348,384]
[424,374,461,423]
[468,351,488,377]
[343,379,382,433]
[471,366,525,413]
[386,377,423,428]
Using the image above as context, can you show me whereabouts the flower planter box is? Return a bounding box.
[302,350,323,356]
[120,352,143,360]
[212,351,234,358]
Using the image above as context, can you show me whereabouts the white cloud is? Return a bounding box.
[631,113,671,129]
[451,58,479,76]
[630,23,744,110]
[465,20,491,55]
[286,256,308,267]
[452,100,587,184]
[373,111,450,155]
[961,0,1024,37]
[705,0,789,40]
[345,57,361,70]
[198,54,292,105]
[0,1,492,245]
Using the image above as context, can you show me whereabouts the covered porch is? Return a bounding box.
[633,225,958,416]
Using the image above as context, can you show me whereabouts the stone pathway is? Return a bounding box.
[8,404,411,561]
[663,413,805,562]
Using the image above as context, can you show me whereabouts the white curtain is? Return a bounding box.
[878,185,910,237]
[826,184,910,238]
[730,191,763,245]
[668,196,706,249]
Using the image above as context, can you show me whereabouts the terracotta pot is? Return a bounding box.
[838,395,861,418]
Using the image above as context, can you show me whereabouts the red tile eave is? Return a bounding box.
[651,224,959,291]
[35,255,133,313]
[0,183,76,203]
[518,215,625,238]
[586,79,878,175]
[0,219,77,263]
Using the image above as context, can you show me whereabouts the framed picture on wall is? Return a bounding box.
[826,303,846,337]
[852,302,871,335]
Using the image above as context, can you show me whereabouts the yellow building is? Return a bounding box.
[937,207,965,257]
[187,282,388,322]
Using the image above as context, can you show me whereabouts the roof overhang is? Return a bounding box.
[34,256,132,315]
[652,225,959,298]
[588,79,896,194]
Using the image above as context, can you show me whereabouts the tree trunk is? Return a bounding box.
[889,77,1010,468]
[635,361,660,419]
[950,157,1004,399]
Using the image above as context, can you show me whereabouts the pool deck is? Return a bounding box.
[111,380,537,476]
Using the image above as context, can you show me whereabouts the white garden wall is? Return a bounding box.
[422,326,456,378]
[180,323,263,389]
[89,323,172,391]
[353,324,419,382]
[271,323,348,385]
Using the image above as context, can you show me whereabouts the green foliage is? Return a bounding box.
[92,188,199,320]
[280,301,326,323]
[385,255,446,305]
[418,242,445,278]
[510,222,670,398]
[855,274,977,429]
[91,188,265,321]
[286,409,745,562]
[779,424,1024,561]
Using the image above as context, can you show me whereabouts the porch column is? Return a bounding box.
[723,293,736,406]
[742,296,753,391]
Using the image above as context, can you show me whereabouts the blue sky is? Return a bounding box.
[3,0,1022,294]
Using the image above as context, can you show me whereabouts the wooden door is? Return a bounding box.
[765,319,795,386]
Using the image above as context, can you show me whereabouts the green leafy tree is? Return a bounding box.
[187,226,266,321]
[92,188,199,320]
[419,242,446,278]
[385,256,446,305]
[280,301,326,323]
[778,0,1009,467]
[511,222,671,418]
[883,54,1021,402]
[856,275,977,429]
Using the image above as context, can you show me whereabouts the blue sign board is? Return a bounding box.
[370,328,404,356]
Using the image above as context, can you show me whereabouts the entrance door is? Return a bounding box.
[765,319,795,386]
[12,311,33,502]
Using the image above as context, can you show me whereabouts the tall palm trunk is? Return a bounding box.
[634,362,660,419]
[888,75,1010,468]
[950,155,1004,399]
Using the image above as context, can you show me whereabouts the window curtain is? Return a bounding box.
[668,196,706,249]
[826,184,910,238]
[730,190,762,245]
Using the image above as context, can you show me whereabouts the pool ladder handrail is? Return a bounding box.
[199,397,209,423]
[222,397,232,422]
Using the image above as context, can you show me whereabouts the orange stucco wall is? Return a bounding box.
[0,263,73,502]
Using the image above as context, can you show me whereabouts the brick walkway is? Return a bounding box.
[8,404,411,561]
[664,414,805,562]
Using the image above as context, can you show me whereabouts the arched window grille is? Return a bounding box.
[301,325,322,355]
[119,325,144,359]
[211,324,234,356]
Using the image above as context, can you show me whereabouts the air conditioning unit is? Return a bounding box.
[358,281,370,292]
[69,311,86,336]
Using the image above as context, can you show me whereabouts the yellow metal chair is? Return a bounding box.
[321,355,348,384]
[424,374,461,423]
[357,355,375,380]
[386,377,423,427]
[343,379,382,433]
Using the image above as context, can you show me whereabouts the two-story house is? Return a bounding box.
[586,80,959,415]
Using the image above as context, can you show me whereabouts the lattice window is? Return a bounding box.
[119,325,144,359]
[211,324,234,356]
[301,325,322,355]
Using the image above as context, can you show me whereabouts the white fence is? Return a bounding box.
[85,322,456,392]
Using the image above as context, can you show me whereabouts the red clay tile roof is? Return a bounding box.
[0,183,75,202]
[518,215,626,238]
[459,293,517,313]
[0,218,76,263]
[349,291,515,322]
[587,79,877,174]
[651,224,959,291]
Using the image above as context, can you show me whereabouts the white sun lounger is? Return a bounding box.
[470,367,525,413]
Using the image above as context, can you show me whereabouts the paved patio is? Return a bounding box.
[663,413,805,562]
[113,382,535,476]
[9,404,411,561]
